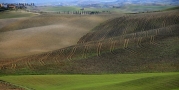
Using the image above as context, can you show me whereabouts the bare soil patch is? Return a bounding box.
[0,24,88,58]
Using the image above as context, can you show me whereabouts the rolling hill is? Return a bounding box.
[0,13,119,58]
[0,9,179,75]
[78,10,179,43]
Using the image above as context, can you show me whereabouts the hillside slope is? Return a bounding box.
[0,14,118,58]
[0,10,179,74]
[78,10,179,43]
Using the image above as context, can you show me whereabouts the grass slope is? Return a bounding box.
[27,5,174,14]
[0,72,178,90]
[0,11,38,19]
[39,6,82,12]
[164,6,179,11]
[120,5,175,13]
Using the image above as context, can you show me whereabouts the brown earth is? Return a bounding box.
[0,14,120,58]
[0,18,28,29]
[78,10,179,43]
[0,82,25,90]
[0,24,89,58]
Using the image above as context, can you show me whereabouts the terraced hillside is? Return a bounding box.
[0,10,179,74]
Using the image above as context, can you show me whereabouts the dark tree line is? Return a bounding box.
[37,10,111,15]
[57,11,103,15]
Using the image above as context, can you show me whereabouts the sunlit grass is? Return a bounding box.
[0,72,178,90]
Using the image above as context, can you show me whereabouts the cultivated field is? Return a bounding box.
[0,11,120,58]
[0,9,178,75]
[0,72,179,90]
[0,6,179,90]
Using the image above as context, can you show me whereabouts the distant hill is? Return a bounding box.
[1,0,179,6]
[164,6,179,10]
[0,9,179,75]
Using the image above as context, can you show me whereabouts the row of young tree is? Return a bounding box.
[33,10,111,15]
[57,11,101,15]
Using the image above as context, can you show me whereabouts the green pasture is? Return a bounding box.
[0,72,179,90]
[122,5,174,12]
[164,6,179,11]
[39,6,82,12]
[32,6,113,13]
[0,11,37,19]
[29,5,175,13]
[111,5,175,13]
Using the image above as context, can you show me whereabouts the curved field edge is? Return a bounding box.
[0,80,31,90]
[0,72,178,90]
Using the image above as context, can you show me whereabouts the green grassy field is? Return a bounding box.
[0,11,38,19]
[28,5,175,13]
[120,5,175,12]
[0,72,179,90]
[29,6,110,12]
[29,5,174,13]
[44,6,82,12]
